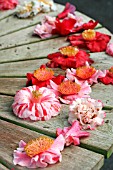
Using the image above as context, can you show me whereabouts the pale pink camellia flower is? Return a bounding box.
[106,42,113,57]
[68,98,106,130]
[49,78,91,104]
[0,0,18,10]
[13,134,65,168]
[66,62,106,85]
[56,120,89,146]
[12,85,61,121]
[34,15,56,39]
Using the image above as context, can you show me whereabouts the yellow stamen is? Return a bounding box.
[38,0,53,6]
[32,90,42,99]
[82,29,96,40]
[76,66,96,79]
[34,68,54,81]
[60,46,79,57]
[58,80,81,95]
[25,136,54,157]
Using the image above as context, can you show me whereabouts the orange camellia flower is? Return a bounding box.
[24,136,54,157]
[13,134,65,168]
[58,80,81,95]
[26,65,64,87]
[76,66,96,79]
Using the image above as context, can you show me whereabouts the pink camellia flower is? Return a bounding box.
[12,85,61,121]
[106,43,113,57]
[68,98,106,130]
[13,134,65,168]
[56,120,89,146]
[0,0,18,10]
[49,78,91,104]
[66,62,106,85]
[34,15,56,39]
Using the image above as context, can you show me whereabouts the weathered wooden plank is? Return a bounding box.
[0,164,9,170]
[0,4,64,37]
[0,95,113,158]
[0,120,104,170]
[0,37,68,63]
[0,12,102,50]
[0,59,64,77]
[0,78,113,108]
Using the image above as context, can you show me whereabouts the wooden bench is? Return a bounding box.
[0,1,113,169]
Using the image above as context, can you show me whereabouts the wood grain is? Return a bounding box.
[0,120,104,170]
[0,95,113,158]
[0,164,9,170]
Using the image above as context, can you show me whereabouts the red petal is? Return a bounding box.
[58,2,76,19]
[53,18,76,36]
[82,20,98,30]
[52,75,65,85]
[47,52,63,60]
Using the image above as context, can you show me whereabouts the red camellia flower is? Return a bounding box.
[0,0,18,10]
[26,65,65,87]
[99,67,113,85]
[68,29,111,52]
[52,18,76,36]
[58,2,76,19]
[46,46,93,69]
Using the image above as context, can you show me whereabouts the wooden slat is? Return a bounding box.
[0,4,64,37]
[0,78,113,108]
[0,37,68,64]
[0,58,65,77]
[0,120,104,170]
[0,12,102,51]
[0,95,113,158]
[0,164,9,170]
[0,27,111,64]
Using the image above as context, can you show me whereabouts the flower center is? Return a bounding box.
[34,68,54,81]
[38,0,53,5]
[24,136,54,157]
[59,46,79,57]
[58,80,81,95]
[32,90,42,99]
[76,66,96,79]
[82,29,96,40]
[109,67,113,73]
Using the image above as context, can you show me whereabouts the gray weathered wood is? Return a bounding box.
[0,4,64,37]
[0,164,9,170]
[0,12,102,50]
[0,120,104,170]
[0,37,68,63]
[0,78,113,108]
[0,95,113,158]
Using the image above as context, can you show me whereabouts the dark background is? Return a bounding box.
[54,0,113,169]
[55,0,113,33]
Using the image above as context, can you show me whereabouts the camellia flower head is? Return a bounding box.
[0,0,18,10]
[49,79,91,104]
[13,134,65,168]
[12,85,61,121]
[56,120,89,146]
[66,62,106,85]
[68,98,106,130]
[26,65,64,87]
[68,30,111,52]
[47,46,93,69]
[106,43,113,57]
[99,66,113,85]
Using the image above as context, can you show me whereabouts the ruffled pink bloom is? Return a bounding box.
[34,15,56,39]
[49,79,91,104]
[106,43,113,57]
[68,98,106,130]
[12,85,61,121]
[56,120,89,146]
[13,134,65,168]
[0,0,18,10]
[66,63,106,85]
